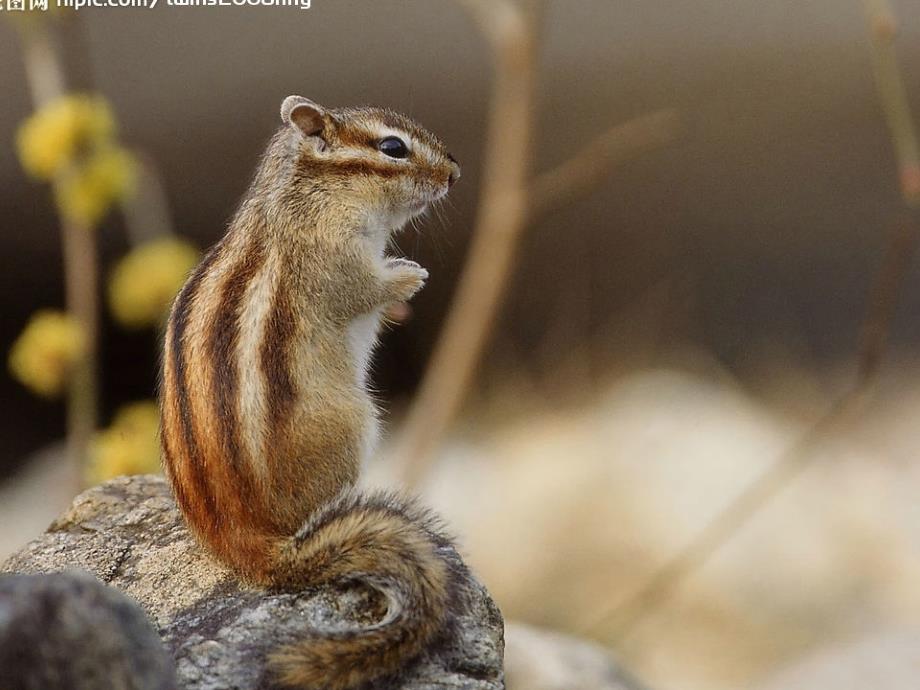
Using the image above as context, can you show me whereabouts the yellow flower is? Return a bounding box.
[87,401,161,485]
[16,94,114,180]
[56,145,137,226]
[108,236,200,329]
[8,310,86,398]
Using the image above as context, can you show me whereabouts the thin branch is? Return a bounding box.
[583,213,918,643]
[588,388,871,643]
[59,207,99,489]
[393,1,681,486]
[529,109,682,222]
[579,0,920,646]
[392,0,537,486]
[865,0,920,205]
[857,214,917,382]
[19,26,65,107]
[19,24,98,491]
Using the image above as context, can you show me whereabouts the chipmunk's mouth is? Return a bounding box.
[419,184,450,207]
[386,201,427,235]
[408,194,437,215]
[398,185,448,225]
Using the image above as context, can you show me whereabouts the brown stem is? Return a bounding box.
[19,24,98,490]
[585,214,919,644]
[392,0,538,486]
[529,109,682,222]
[579,0,920,646]
[857,214,918,383]
[865,0,920,205]
[587,390,868,643]
[20,26,65,107]
[393,1,682,486]
[60,214,99,488]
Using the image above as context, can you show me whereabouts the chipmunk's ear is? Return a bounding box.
[280,95,327,138]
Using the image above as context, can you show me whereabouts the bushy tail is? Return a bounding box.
[268,490,459,690]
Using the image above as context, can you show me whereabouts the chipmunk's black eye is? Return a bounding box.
[378,136,409,159]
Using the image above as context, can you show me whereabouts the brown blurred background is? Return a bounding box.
[3,2,920,689]
[2,0,919,472]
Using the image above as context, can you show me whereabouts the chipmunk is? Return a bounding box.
[159,95,463,689]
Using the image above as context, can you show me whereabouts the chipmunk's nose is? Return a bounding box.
[447,154,461,187]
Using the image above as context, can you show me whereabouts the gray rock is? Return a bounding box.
[2,475,505,690]
[504,623,648,690]
[0,569,177,690]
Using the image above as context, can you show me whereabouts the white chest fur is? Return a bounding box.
[347,308,383,389]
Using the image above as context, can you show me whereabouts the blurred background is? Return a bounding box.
[3,1,920,689]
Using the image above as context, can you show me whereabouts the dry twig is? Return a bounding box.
[529,109,682,222]
[393,0,681,485]
[578,0,920,646]
[18,23,98,490]
[866,0,920,205]
[391,0,537,486]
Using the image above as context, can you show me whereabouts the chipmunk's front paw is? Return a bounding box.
[384,258,428,302]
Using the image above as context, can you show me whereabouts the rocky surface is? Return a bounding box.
[0,569,177,690]
[1,475,505,690]
[504,623,648,690]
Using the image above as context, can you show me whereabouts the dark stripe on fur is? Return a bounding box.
[260,273,297,458]
[160,430,191,517]
[297,157,405,181]
[168,243,223,532]
[207,236,267,523]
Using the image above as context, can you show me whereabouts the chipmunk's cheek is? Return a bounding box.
[422,179,450,203]
[374,184,399,210]
[395,182,423,209]
[434,181,451,200]
[380,185,420,222]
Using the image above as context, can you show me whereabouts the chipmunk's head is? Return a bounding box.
[279,95,460,232]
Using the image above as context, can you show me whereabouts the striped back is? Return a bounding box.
[160,220,297,577]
